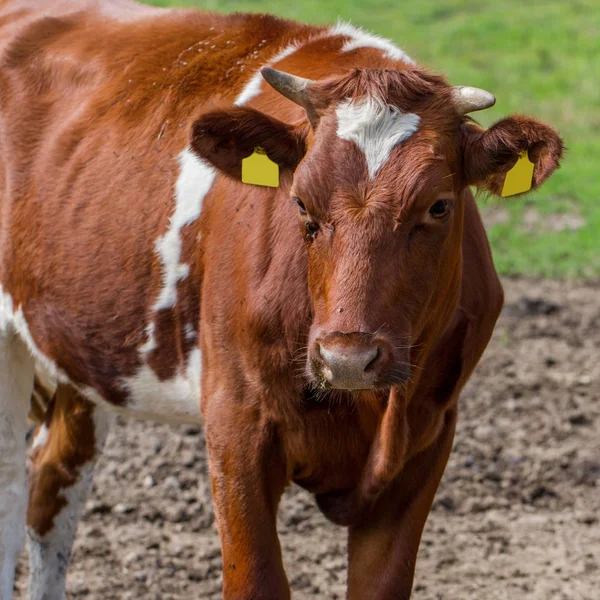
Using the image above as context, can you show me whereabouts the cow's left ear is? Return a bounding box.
[190,107,307,181]
[461,115,564,196]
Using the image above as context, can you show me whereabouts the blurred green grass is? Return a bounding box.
[146,0,600,278]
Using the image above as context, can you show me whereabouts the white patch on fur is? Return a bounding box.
[1,285,201,425]
[1,287,63,386]
[139,322,157,355]
[187,347,202,404]
[336,97,420,178]
[0,331,34,599]
[234,42,305,106]
[122,347,202,422]
[75,384,200,425]
[27,407,113,600]
[34,368,57,401]
[31,424,49,452]
[117,148,213,423]
[330,21,415,65]
[0,290,11,333]
[184,323,197,342]
[152,150,216,311]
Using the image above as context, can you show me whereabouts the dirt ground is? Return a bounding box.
[14,278,600,599]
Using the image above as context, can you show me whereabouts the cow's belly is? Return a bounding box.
[34,366,204,425]
[35,353,203,425]
[80,349,204,424]
[0,284,203,424]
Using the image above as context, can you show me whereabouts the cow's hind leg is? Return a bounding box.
[27,384,112,600]
[0,331,35,600]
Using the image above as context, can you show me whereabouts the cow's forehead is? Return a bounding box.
[295,140,453,223]
[335,97,421,179]
[297,102,455,206]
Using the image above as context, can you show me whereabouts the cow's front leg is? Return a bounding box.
[346,407,456,600]
[204,397,289,600]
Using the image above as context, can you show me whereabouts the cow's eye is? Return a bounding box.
[429,199,449,218]
[294,197,307,215]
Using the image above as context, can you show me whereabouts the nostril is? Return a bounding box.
[316,343,336,382]
[363,347,380,372]
[317,343,327,361]
[318,343,335,368]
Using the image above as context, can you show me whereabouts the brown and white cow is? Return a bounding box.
[0,0,563,598]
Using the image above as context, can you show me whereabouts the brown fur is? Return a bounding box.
[27,387,98,537]
[0,1,563,597]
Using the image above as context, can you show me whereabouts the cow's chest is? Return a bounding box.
[284,391,384,496]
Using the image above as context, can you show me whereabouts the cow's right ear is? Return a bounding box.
[190,107,307,181]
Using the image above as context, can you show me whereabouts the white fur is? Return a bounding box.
[0,330,35,600]
[336,97,420,178]
[1,287,63,388]
[184,323,197,343]
[33,368,57,403]
[117,147,215,422]
[139,322,157,356]
[28,407,113,600]
[122,347,202,423]
[30,424,49,452]
[0,291,11,333]
[1,262,202,428]
[152,150,216,311]
[234,42,305,106]
[330,21,415,65]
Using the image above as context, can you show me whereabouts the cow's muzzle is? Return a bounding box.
[310,331,408,390]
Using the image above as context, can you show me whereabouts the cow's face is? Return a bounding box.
[191,68,563,391]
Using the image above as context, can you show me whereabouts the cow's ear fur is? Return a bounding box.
[461,115,563,196]
[190,107,307,180]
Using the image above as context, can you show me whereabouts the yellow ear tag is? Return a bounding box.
[501,151,534,197]
[241,146,279,188]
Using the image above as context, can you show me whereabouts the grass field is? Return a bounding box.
[147,0,599,277]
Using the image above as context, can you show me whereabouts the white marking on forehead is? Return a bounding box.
[336,97,421,178]
[234,42,303,106]
[153,149,215,311]
[329,21,416,65]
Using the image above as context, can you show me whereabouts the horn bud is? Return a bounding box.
[451,86,496,114]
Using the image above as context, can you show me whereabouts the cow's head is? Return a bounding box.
[191,68,563,392]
